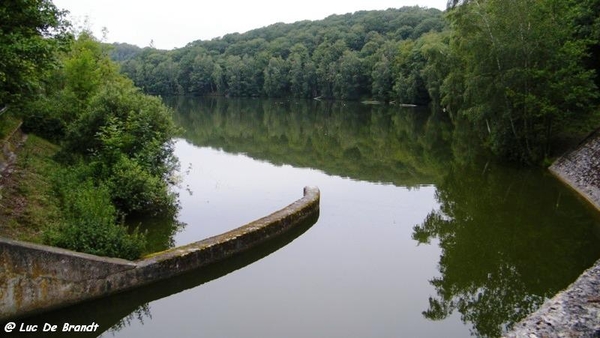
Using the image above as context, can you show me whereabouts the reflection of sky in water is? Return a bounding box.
[104,139,469,338]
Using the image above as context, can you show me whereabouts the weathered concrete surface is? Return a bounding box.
[0,186,320,321]
[0,239,137,319]
[134,186,320,283]
[0,122,24,178]
[505,132,600,337]
[505,261,600,338]
[549,130,600,211]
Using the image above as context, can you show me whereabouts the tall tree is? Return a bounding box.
[371,55,393,101]
[263,56,289,97]
[0,0,70,105]
[335,50,365,100]
[442,0,598,162]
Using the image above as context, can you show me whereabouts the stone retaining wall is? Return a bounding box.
[0,121,23,176]
[505,132,600,337]
[0,186,320,321]
[505,261,600,337]
[549,130,600,210]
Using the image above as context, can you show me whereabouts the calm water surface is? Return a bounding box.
[23,98,600,337]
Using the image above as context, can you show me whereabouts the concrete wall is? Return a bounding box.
[0,239,137,320]
[0,122,23,175]
[505,133,600,337]
[0,186,320,321]
[505,261,600,337]
[549,129,600,211]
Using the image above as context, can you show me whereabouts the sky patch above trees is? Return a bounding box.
[52,0,447,50]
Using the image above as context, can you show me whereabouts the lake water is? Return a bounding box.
[22,98,600,337]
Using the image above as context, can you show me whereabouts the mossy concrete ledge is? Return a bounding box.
[0,186,320,321]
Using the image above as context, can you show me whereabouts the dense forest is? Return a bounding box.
[113,1,600,163]
[112,7,446,104]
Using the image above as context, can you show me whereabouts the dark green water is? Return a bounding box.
[16,97,600,338]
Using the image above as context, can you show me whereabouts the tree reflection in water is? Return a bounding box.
[166,97,600,337]
[413,161,600,337]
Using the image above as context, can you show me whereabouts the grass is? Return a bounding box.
[0,134,62,242]
[0,115,21,140]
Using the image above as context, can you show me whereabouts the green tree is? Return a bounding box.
[288,44,310,98]
[371,55,393,101]
[418,31,452,105]
[211,63,226,94]
[224,55,244,96]
[442,0,598,162]
[63,32,117,105]
[314,40,346,98]
[114,7,446,102]
[0,0,70,105]
[335,50,365,100]
[393,39,429,104]
[263,56,289,97]
[26,33,181,216]
[189,53,216,94]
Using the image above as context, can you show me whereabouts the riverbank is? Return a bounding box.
[0,134,62,242]
[505,130,600,337]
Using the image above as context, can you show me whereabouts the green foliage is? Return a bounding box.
[442,0,599,163]
[110,43,142,62]
[0,0,71,105]
[371,55,394,101]
[0,114,20,140]
[105,155,175,215]
[20,33,121,138]
[64,79,177,171]
[20,94,70,141]
[13,30,178,256]
[116,7,446,101]
[44,166,146,260]
[63,33,113,104]
[263,57,290,97]
[18,33,180,217]
[110,2,600,163]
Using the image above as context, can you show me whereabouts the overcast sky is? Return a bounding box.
[52,0,448,50]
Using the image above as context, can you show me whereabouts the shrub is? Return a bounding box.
[106,155,176,216]
[44,166,147,260]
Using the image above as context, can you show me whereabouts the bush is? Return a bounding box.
[19,33,176,258]
[43,166,147,260]
[18,95,69,142]
[106,155,176,216]
[59,79,179,215]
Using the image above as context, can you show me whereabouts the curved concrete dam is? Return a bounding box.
[0,186,320,322]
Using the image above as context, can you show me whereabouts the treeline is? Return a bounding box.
[114,1,600,163]
[0,1,178,259]
[113,7,446,105]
